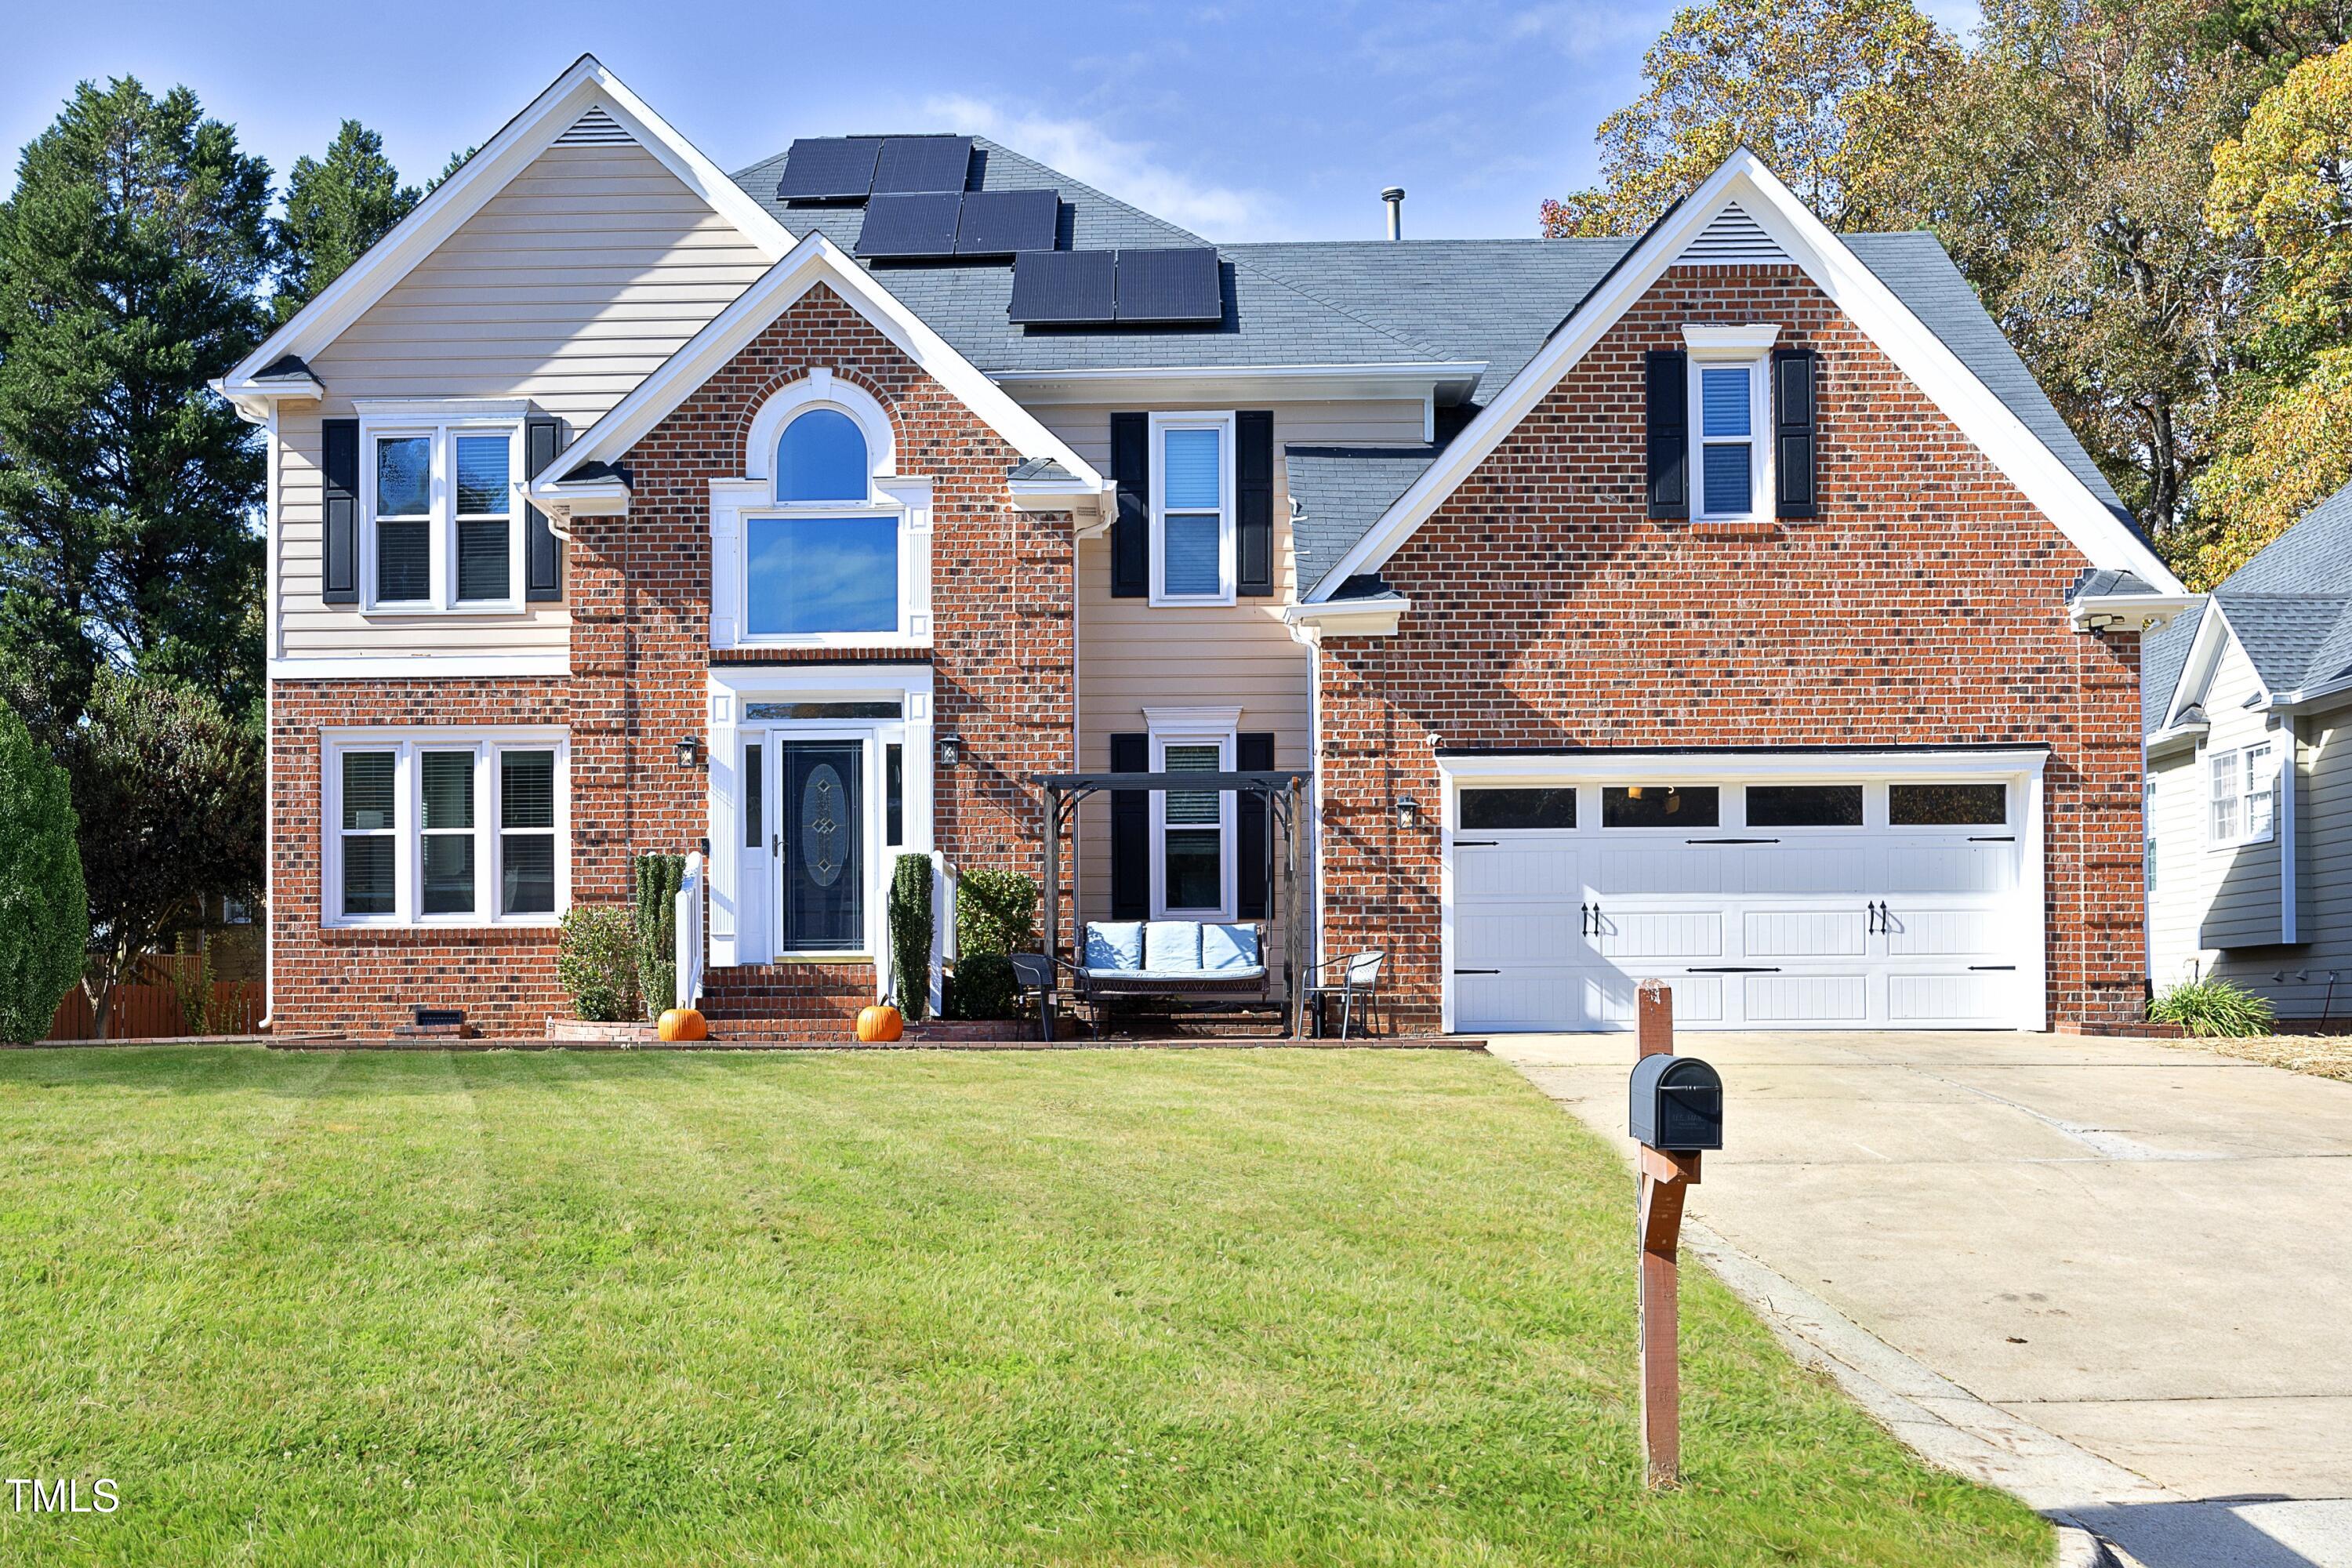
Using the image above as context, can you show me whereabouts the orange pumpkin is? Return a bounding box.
[656,1007,707,1042]
[856,1004,904,1043]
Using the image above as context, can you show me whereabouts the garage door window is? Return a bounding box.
[1745,784,1863,827]
[1460,788,1577,830]
[1888,782,2007,826]
[1602,785,1719,828]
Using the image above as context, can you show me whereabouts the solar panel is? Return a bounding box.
[855,192,965,259]
[955,189,1058,256]
[775,137,883,201]
[871,136,974,194]
[1008,249,1116,324]
[1115,248,1223,323]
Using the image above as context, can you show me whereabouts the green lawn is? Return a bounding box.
[0,1047,2049,1566]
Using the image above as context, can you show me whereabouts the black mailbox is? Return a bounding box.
[1629,1054,1723,1152]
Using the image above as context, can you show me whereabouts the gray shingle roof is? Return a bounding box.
[2143,481,2352,733]
[1285,445,1443,578]
[730,140,2141,600]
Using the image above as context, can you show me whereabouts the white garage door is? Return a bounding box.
[1447,771,2041,1032]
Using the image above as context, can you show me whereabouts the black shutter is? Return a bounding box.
[1110,732,1149,918]
[321,418,359,604]
[1773,348,1818,520]
[1110,412,1149,597]
[1645,350,1689,520]
[1236,731,1274,919]
[524,416,565,601]
[1236,410,1274,597]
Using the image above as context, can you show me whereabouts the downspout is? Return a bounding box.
[259,404,279,1033]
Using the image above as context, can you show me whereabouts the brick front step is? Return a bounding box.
[698,962,877,1025]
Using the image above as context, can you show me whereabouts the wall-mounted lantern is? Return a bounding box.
[936,733,964,768]
[676,735,702,769]
[1395,797,1421,832]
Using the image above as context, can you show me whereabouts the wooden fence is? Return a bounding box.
[43,953,266,1040]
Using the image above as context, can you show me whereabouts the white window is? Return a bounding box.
[2209,741,2277,848]
[1147,710,1239,918]
[1149,412,1236,605]
[323,732,568,927]
[2143,776,2158,891]
[731,398,926,646]
[1682,325,1777,523]
[361,420,525,612]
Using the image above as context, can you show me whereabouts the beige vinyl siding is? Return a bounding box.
[1030,397,1425,947]
[2145,745,2205,989]
[278,140,772,661]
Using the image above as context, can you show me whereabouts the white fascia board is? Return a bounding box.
[214,373,325,423]
[1434,746,2051,783]
[1305,149,2185,602]
[1007,477,1102,514]
[993,361,1487,408]
[220,55,794,398]
[534,232,1103,502]
[1281,597,1409,637]
[272,654,572,681]
[2144,720,2209,755]
[2067,591,2199,633]
[2187,601,2274,713]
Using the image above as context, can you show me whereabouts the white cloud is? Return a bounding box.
[921,94,1279,239]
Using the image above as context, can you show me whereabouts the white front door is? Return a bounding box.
[1447,767,2041,1032]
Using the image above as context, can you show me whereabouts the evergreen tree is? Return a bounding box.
[0,702,86,1044]
[0,78,271,731]
[271,120,419,324]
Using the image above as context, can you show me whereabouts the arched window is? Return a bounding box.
[775,408,869,503]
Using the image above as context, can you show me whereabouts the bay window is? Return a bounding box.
[363,420,523,610]
[324,733,568,926]
[1149,412,1235,605]
[2209,741,2277,847]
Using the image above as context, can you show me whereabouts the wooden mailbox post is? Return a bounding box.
[1630,978,1722,1490]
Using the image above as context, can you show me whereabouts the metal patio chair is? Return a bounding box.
[1304,949,1387,1040]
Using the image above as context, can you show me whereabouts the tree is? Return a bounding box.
[0,78,270,731]
[0,704,85,1042]
[1540,0,1955,237]
[2197,42,2352,583]
[271,120,419,324]
[62,672,260,1038]
[1882,0,2259,540]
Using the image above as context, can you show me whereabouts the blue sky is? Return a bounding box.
[2,0,1982,241]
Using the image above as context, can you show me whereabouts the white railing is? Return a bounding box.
[676,851,705,1011]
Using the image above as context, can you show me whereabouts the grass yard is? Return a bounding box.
[0,1047,2049,1566]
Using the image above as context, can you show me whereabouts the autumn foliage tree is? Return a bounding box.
[1540,0,1954,238]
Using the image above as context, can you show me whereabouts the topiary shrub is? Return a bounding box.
[557,907,641,1022]
[2150,975,2276,1037]
[947,867,1037,1020]
[0,706,87,1043]
[633,851,686,1019]
[888,852,934,1022]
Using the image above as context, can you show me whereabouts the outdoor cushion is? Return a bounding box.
[1201,924,1260,972]
[1143,920,1203,972]
[1084,921,1145,971]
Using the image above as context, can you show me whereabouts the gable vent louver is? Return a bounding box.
[555,107,636,147]
[1679,201,1788,265]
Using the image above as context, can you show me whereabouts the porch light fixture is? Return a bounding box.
[936,732,963,768]
[1396,797,1421,831]
[676,735,702,769]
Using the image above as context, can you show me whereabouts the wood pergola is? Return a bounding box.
[1033,770,1312,1030]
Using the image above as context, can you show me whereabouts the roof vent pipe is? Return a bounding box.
[1381,186,1405,241]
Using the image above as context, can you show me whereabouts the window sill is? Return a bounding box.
[1147,595,1239,609]
[1682,517,1783,539]
[2207,834,2276,852]
[358,603,547,619]
[770,951,875,964]
[321,918,564,935]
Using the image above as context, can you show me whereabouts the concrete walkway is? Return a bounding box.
[1494,1030,2352,1568]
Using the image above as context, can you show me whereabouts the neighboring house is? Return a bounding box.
[2143,482,2352,1022]
[216,55,2188,1038]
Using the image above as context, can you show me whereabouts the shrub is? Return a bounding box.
[171,933,220,1037]
[0,706,87,1043]
[948,867,1037,1020]
[889,853,934,1022]
[2150,976,2276,1037]
[634,852,686,1018]
[557,907,641,1022]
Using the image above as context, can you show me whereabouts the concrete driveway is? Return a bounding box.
[1496,1030,2352,1568]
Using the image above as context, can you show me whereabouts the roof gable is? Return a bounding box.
[219,56,792,412]
[532,232,1102,506]
[1298,150,2183,603]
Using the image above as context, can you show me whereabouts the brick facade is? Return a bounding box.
[269,282,1075,1037]
[1312,263,2147,1031]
